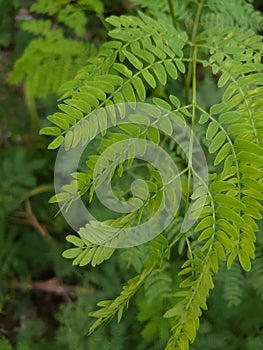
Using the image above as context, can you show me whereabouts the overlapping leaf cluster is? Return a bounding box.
[41,1,263,349]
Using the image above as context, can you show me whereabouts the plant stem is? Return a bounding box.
[25,92,40,133]
[168,0,179,30]
[185,0,205,104]
[97,13,110,31]
[184,46,198,218]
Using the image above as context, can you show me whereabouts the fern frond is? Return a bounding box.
[39,1,263,348]
[131,0,193,23]
[88,245,165,335]
[222,261,243,307]
[62,233,115,267]
[8,0,98,98]
[9,36,94,98]
[120,244,150,273]
[137,295,171,342]
[201,0,263,31]
[144,261,172,303]
[162,25,263,349]
[30,0,103,36]
[249,247,263,299]
[43,13,187,142]
[200,27,263,271]
[164,250,215,349]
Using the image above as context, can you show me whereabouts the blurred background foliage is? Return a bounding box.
[0,0,263,349]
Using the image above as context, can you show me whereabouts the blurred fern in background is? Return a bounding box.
[0,0,263,349]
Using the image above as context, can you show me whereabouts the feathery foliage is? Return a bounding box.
[38,0,263,348]
[8,0,98,98]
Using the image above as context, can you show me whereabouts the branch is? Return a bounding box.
[13,200,53,241]
[2,278,95,297]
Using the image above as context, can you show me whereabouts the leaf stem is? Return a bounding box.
[168,0,179,30]
[25,93,40,133]
[184,46,198,216]
[185,0,205,104]
[97,13,110,32]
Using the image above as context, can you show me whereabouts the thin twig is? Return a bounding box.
[1,278,95,297]
[13,200,53,241]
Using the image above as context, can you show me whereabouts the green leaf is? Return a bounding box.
[65,98,91,114]
[105,101,117,125]
[133,49,155,64]
[214,241,226,260]
[164,61,178,79]
[199,113,209,124]
[80,119,90,146]
[191,186,207,199]
[119,123,140,136]
[49,192,70,203]
[206,121,219,140]
[47,115,69,130]
[169,95,181,108]
[170,111,186,127]
[163,301,185,318]
[79,248,96,266]
[117,307,124,323]
[147,126,160,144]
[152,97,171,111]
[146,180,157,193]
[175,60,185,73]
[214,143,231,166]
[147,44,166,59]
[113,91,125,105]
[223,83,237,102]
[131,76,146,101]
[198,227,214,241]
[122,83,136,103]
[65,130,73,151]
[241,177,263,192]
[195,216,214,232]
[113,62,132,77]
[48,135,64,149]
[73,249,91,266]
[158,116,173,136]
[95,74,123,86]
[88,114,98,140]
[219,111,240,124]
[128,114,150,126]
[72,124,82,148]
[223,82,236,102]
[209,131,226,154]
[237,151,263,166]
[97,108,107,134]
[235,139,263,154]
[66,235,84,247]
[123,50,143,70]
[81,86,106,101]
[142,70,156,88]
[215,194,245,209]
[238,250,251,271]
[62,247,82,259]
[227,250,238,269]
[218,71,230,88]
[210,103,226,115]
[39,127,61,136]
[75,91,99,107]
[132,179,149,199]
[217,206,244,227]
[216,231,233,251]
[151,62,167,85]
[58,104,83,120]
